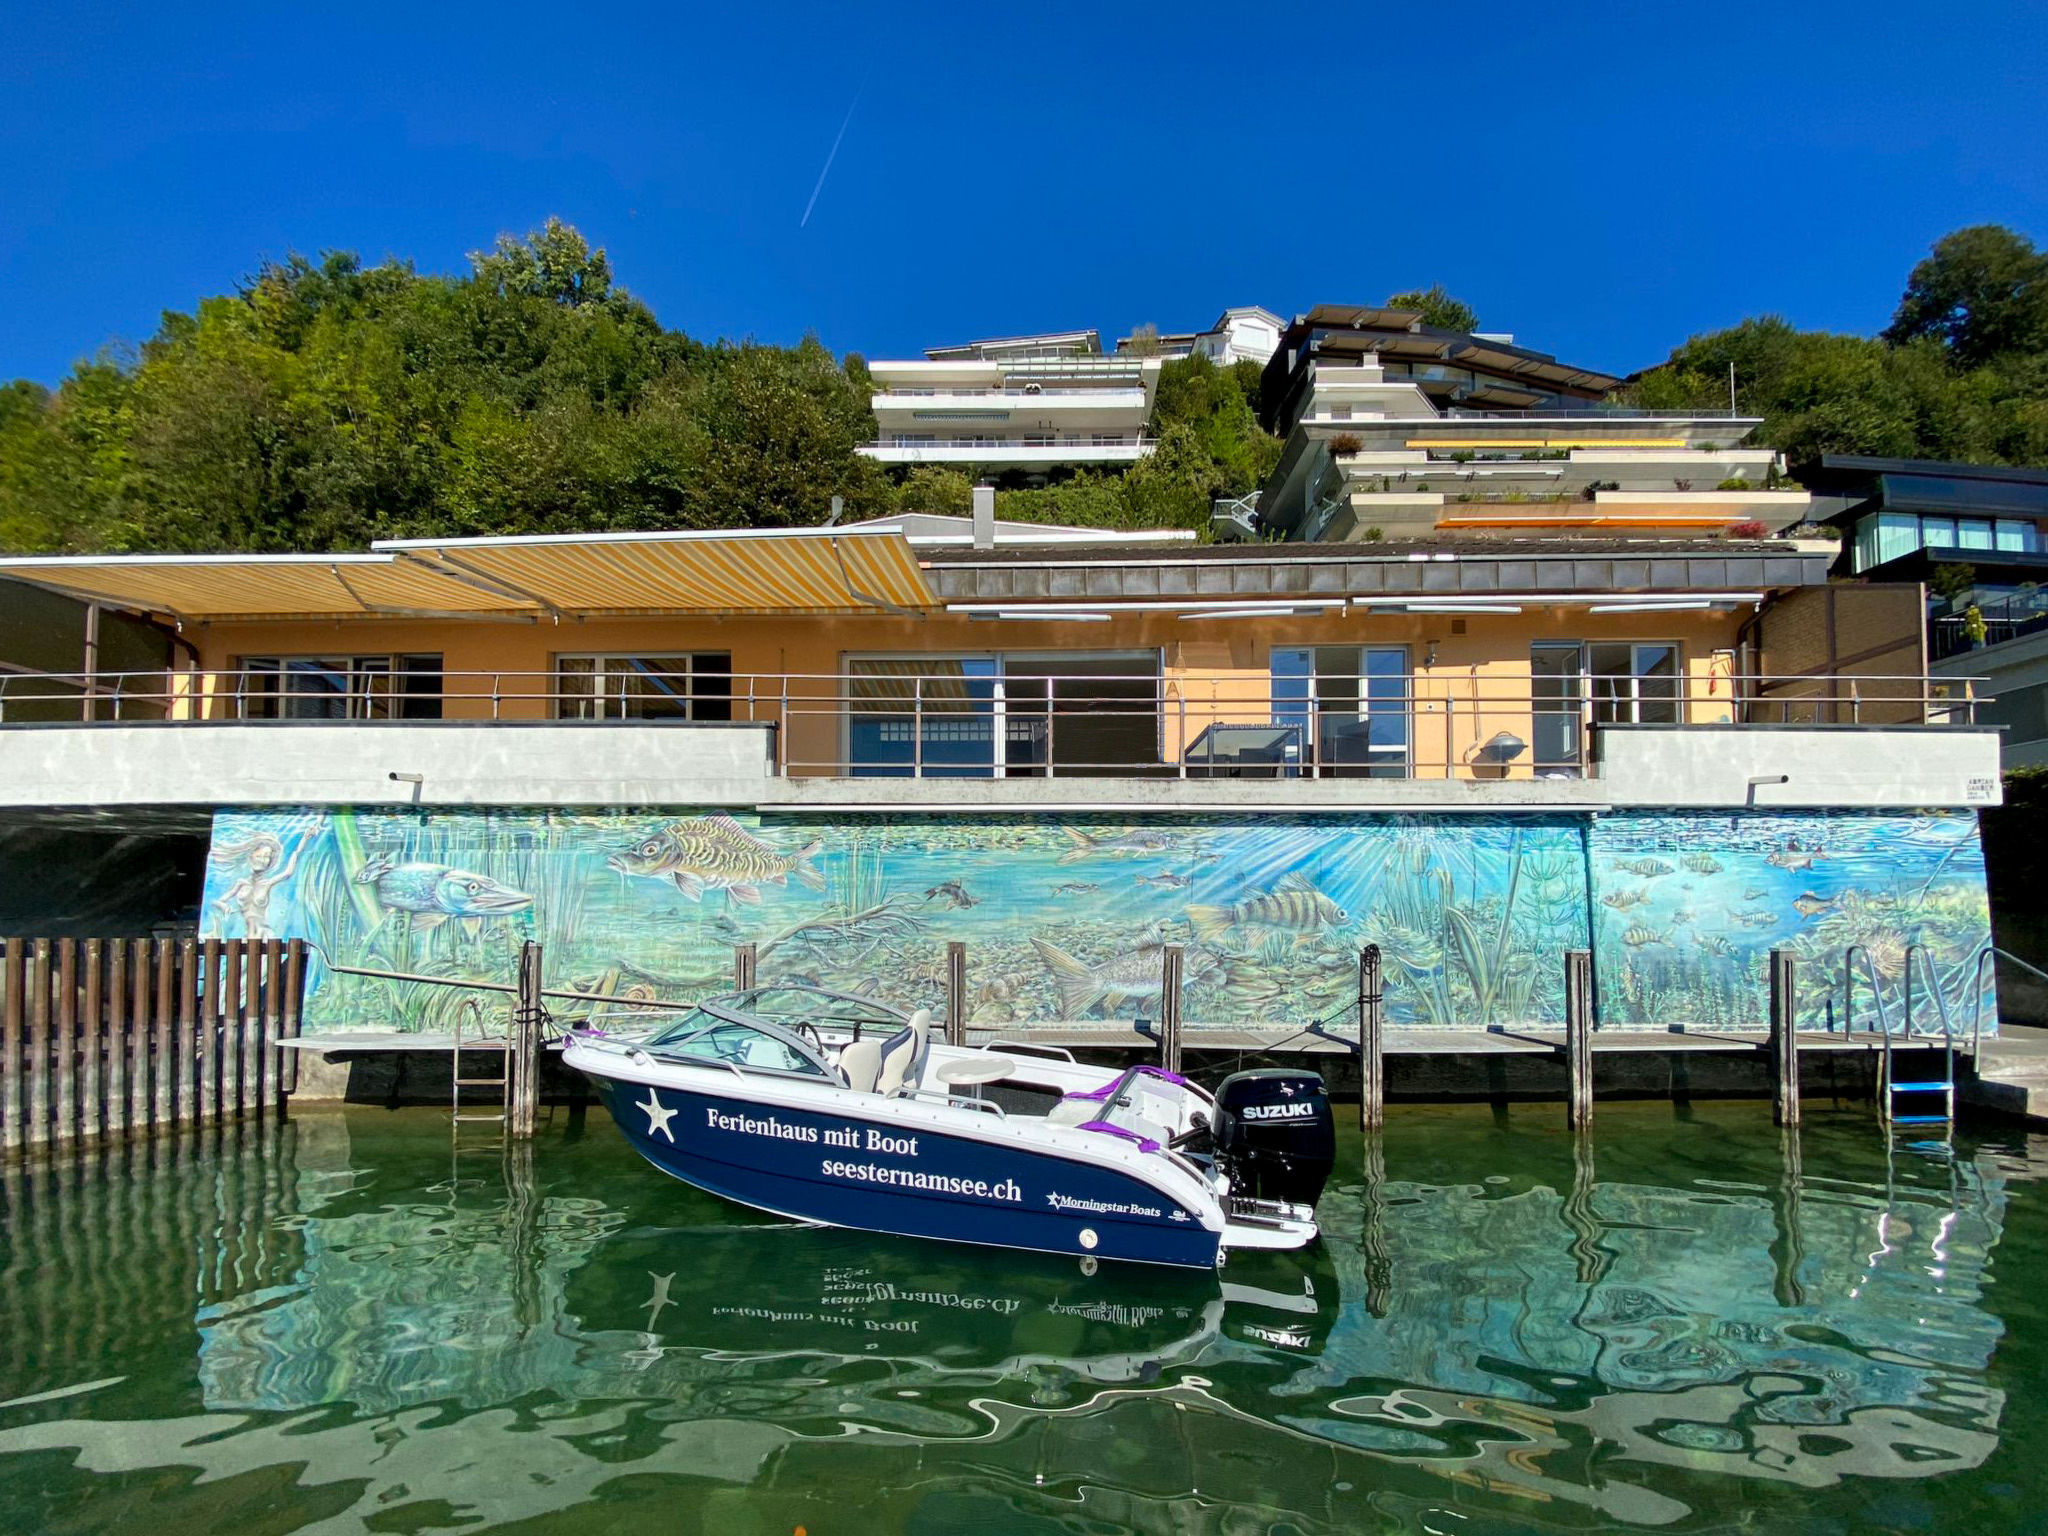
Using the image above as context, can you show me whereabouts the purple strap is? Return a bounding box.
[1063,1064,1192,1105]
[1076,1120,1162,1154]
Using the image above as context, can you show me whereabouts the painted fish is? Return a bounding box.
[1188,874,1346,943]
[1600,889,1651,911]
[1791,892,1836,918]
[1672,907,1696,926]
[1134,872,1191,890]
[1056,827,1175,865]
[607,814,826,905]
[1031,938,1166,1018]
[922,880,979,910]
[355,857,533,928]
[1615,858,1674,879]
[1697,934,1738,959]
[1736,909,1780,928]
[1621,924,1669,948]
[1680,853,1723,875]
[1051,882,1101,897]
[1766,849,1823,871]
[1742,887,1769,901]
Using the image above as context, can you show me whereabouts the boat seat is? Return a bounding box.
[838,1039,883,1093]
[876,1010,933,1097]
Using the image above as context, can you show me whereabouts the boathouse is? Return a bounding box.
[0,511,2002,1049]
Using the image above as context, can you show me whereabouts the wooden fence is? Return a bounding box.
[0,937,306,1155]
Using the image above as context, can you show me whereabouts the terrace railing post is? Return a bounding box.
[1160,945,1184,1076]
[1565,949,1594,1130]
[733,942,758,992]
[1359,944,1385,1132]
[1770,949,1800,1127]
[913,676,923,779]
[945,941,966,1048]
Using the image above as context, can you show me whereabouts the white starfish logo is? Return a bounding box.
[637,1088,677,1142]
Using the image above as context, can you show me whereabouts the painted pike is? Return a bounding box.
[355,857,533,930]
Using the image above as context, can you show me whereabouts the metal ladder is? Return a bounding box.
[1880,944,1957,1130]
[451,996,514,1131]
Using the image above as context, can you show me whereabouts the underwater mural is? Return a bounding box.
[198,806,1994,1036]
[1587,811,1994,1033]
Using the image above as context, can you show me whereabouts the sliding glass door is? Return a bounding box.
[845,653,1159,777]
[1271,646,1411,777]
[1530,642,1682,776]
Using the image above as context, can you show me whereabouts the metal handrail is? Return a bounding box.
[0,665,1992,779]
[1901,943,1955,1044]
[1970,943,1998,1056]
[1844,944,1892,1037]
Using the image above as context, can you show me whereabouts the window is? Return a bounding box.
[237,655,443,720]
[1529,642,1681,776]
[1271,646,1411,778]
[1852,511,2042,571]
[555,654,731,721]
[846,653,1160,778]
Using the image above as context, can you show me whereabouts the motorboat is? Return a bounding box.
[562,985,1334,1271]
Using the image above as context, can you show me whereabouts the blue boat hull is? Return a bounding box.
[587,1072,1222,1269]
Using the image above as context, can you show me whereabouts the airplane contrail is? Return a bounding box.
[799,87,863,229]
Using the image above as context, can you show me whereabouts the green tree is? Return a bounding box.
[1884,224,2048,368]
[1387,285,1479,333]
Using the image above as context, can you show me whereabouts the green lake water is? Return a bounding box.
[2,1102,2046,1534]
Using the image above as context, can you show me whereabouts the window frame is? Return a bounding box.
[551,651,732,722]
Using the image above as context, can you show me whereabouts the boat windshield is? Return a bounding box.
[714,986,906,1035]
[640,1007,831,1078]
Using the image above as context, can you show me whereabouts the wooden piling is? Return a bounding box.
[81,940,104,1144]
[1358,944,1385,1132]
[150,933,173,1122]
[1160,945,1184,1076]
[945,941,966,1048]
[732,942,757,993]
[175,940,198,1129]
[103,940,126,1139]
[512,940,543,1138]
[1,941,22,1155]
[26,942,52,1148]
[54,940,78,1146]
[280,939,304,1100]
[126,941,149,1134]
[1564,949,1594,1130]
[222,941,245,1122]
[1770,949,1800,1127]
[199,939,223,1129]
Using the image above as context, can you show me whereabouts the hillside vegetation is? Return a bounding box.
[2,221,2043,554]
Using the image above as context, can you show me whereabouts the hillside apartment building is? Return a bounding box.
[857,309,1281,482]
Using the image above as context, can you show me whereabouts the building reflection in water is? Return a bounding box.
[0,1106,2032,1532]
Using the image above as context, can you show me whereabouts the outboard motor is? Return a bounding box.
[1211,1069,1335,1207]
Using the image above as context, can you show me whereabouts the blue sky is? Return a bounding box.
[4,1,2045,385]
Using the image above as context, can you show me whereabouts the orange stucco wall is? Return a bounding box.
[184,607,1747,777]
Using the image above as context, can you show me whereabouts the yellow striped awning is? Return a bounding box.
[0,529,939,620]
[0,553,511,620]
[377,528,937,615]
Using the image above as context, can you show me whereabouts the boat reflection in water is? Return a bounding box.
[0,1105,2036,1533]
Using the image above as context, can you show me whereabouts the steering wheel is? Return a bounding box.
[794,1022,825,1055]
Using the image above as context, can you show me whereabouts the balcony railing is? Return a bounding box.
[0,667,1989,781]
[1933,589,2048,660]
